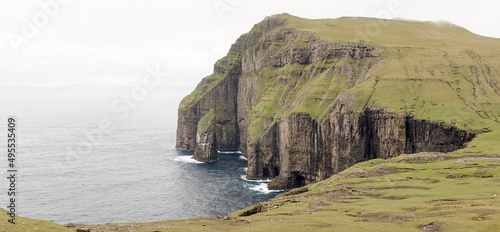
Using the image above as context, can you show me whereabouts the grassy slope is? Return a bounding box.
[282,14,500,155]
[0,208,70,232]
[178,73,224,110]
[248,59,364,139]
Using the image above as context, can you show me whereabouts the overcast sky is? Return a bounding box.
[1,0,499,89]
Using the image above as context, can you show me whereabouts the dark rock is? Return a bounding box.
[281,186,309,196]
[419,222,439,232]
[76,228,96,232]
[260,109,475,189]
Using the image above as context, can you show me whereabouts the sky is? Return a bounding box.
[1,0,499,90]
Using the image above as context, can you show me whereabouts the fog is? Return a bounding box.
[0,0,498,89]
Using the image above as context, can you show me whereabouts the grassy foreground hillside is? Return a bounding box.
[0,208,70,232]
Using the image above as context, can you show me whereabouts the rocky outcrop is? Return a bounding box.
[193,109,218,162]
[176,15,477,189]
[239,21,380,73]
[176,72,240,153]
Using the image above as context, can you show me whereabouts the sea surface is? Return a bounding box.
[0,87,280,224]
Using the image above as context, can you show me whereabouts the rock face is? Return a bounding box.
[176,15,477,189]
[254,108,475,189]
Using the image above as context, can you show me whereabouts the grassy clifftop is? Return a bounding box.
[283,14,500,48]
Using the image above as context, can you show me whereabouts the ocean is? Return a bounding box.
[0,87,280,224]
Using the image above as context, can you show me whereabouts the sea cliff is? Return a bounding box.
[176,14,500,189]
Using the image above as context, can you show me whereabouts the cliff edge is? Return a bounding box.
[176,14,500,189]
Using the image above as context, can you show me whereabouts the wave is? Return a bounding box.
[240,171,283,194]
[217,150,242,154]
[172,156,203,164]
[240,175,271,183]
[246,183,282,194]
[239,155,248,160]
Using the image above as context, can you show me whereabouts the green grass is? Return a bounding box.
[246,56,381,139]
[281,14,500,49]
[0,208,70,232]
[197,108,215,132]
[179,73,225,110]
[276,14,500,133]
[347,47,500,132]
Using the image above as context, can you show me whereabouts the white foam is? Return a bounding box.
[239,155,248,160]
[172,156,203,164]
[217,150,242,154]
[248,183,282,194]
[240,175,271,183]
